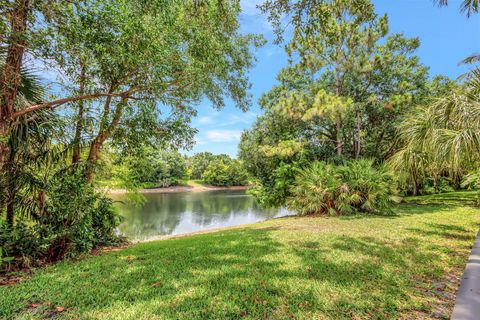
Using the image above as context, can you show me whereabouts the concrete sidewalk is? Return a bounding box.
[451,230,480,320]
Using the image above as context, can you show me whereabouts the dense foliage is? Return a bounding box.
[188,153,230,180]
[389,73,480,195]
[101,147,187,189]
[287,160,396,216]
[1,170,121,271]
[202,159,249,187]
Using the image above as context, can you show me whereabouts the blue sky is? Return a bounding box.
[186,0,480,158]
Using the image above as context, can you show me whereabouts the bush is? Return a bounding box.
[202,159,249,186]
[188,152,216,180]
[287,160,397,216]
[0,221,47,271]
[248,163,299,207]
[0,170,122,271]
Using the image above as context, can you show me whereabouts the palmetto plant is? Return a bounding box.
[0,67,62,225]
[287,160,396,216]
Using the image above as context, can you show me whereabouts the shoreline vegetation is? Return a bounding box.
[103,181,250,195]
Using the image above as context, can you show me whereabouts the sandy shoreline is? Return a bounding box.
[104,184,249,195]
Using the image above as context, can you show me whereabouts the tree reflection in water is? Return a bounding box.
[113,190,289,241]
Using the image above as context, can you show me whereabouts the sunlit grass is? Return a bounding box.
[1,193,479,319]
[404,190,479,206]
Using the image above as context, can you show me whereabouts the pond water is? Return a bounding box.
[113,190,290,241]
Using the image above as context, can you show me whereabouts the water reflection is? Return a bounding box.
[113,190,289,241]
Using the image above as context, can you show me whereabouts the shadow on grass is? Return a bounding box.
[408,223,477,242]
[1,220,473,319]
[337,202,453,221]
[403,190,479,207]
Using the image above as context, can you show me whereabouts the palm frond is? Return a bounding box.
[460,53,480,65]
[460,0,479,17]
[434,0,479,16]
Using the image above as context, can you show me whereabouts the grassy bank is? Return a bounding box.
[1,193,479,319]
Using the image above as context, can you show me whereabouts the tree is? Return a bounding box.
[42,0,262,181]
[202,158,249,187]
[1,0,262,182]
[189,152,216,180]
[281,0,389,156]
[0,0,126,166]
[241,0,433,206]
[238,111,313,206]
[434,0,479,17]
[0,68,58,226]
[108,146,187,189]
[388,77,480,195]
[259,0,429,160]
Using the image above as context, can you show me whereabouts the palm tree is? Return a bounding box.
[388,79,480,194]
[434,0,479,17]
[0,67,61,226]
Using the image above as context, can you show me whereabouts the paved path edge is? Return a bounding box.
[451,230,480,320]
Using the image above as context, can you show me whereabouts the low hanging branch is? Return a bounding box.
[10,89,138,119]
[10,75,190,120]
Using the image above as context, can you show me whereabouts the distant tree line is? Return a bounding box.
[99,149,250,189]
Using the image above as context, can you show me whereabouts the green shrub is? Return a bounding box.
[287,160,397,216]
[248,163,300,207]
[0,221,47,271]
[0,170,122,271]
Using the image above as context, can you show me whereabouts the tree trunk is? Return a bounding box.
[72,66,86,164]
[335,119,342,156]
[0,122,10,166]
[354,109,361,159]
[413,182,419,196]
[0,0,30,166]
[6,168,16,227]
[85,134,105,182]
[37,190,46,217]
[412,175,419,196]
[334,63,342,157]
[85,98,126,182]
[6,197,15,227]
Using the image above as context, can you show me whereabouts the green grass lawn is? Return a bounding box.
[1,193,479,319]
[183,179,206,187]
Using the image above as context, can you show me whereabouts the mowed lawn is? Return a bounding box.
[1,193,479,319]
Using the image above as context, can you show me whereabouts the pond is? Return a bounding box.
[113,189,290,241]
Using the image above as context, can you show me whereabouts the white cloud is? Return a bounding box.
[197,116,214,124]
[194,111,259,128]
[205,130,242,142]
[220,111,259,126]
